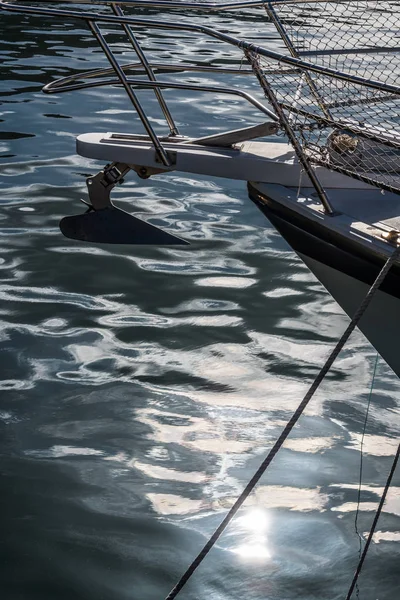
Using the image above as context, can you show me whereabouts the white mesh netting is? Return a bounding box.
[253,1,400,193]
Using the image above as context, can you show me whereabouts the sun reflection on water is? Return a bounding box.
[232,508,272,562]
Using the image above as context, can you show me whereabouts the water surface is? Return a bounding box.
[0,4,399,600]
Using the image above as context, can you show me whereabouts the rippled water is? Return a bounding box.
[1,4,399,600]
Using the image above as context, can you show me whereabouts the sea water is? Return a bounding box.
[0,4,399,599]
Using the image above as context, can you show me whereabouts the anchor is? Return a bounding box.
[60,162,187,245]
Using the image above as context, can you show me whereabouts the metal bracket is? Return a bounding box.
[190,121,279,148]
[381,229,400,246]
[131,164,169,179]
[86,162,131,210]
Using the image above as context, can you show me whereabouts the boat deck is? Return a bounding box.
[291,187,400,233]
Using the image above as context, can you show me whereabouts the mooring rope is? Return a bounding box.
[354,352,379,598]
[163,245,400,600]
[354,351,379,599]
[345,441,400,600]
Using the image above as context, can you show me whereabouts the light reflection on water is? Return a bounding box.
[0,4,400,600]
[233,508,272,562]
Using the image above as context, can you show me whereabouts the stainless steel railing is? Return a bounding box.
[2,2,398,100]
[0,0,282,167]
[0,0,282,166]
[1,0,400,210]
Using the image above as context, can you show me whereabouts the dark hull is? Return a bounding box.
[248,182,400,301]
[248,182,400,377]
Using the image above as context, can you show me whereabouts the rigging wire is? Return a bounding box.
[163,245,400,600]
[345,442,400,600]
[354,351,379,599]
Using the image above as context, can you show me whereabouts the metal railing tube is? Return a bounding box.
[41,63,255,91]
[3,0,360,10]
[1,2,400,98]
[110,3,179,136]
[245,49,335,215]
[43,76,279,122]
[86,19,171,166]
[263,1,333,120]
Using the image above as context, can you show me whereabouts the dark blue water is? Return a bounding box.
[0,4,399,600]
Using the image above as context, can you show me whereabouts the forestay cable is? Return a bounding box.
[163,245,400,600]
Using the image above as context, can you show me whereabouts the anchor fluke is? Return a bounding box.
[60,162,188,245]
[60,206,188,245]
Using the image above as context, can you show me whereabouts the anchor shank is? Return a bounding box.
[86,162,131,210]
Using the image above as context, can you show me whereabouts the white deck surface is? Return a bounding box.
[77,134,376,188]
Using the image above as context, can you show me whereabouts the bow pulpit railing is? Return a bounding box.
[1,0,400,216]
